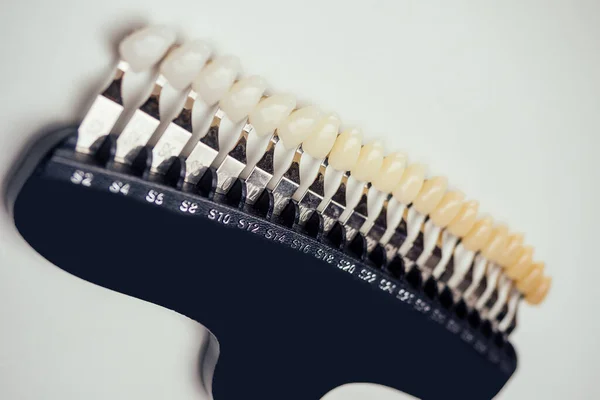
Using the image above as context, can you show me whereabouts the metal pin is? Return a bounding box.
[270,148,302,215]
[213,126,249,194]
[498,289,521,332]
[242,135,276,205]
[297,162,326,225]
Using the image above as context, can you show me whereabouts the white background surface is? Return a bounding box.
[0,0,599,398]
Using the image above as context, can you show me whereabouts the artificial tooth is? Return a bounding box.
[372,152,408,194]
[429,191,465,228]
[277,106,323,150]
[350,140,385,183]
[461,217,494,252]
[412,176,448,215]
[516,261,544,294]
[160,40,212,90]
[499,233,524,268]
[481,224,509,263]
[301,114,340,160]
[219,75,268,123]
[505,246,534,280]
[391,163,427,205]
[327,128,363,172]
[119,26,177,72]
[446,200,479,238]
[248,94,297,137]
[525,276,552,305]
[192,55,242,106]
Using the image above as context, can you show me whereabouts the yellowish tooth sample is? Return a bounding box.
[391,163,427,205]
[372,152,408,193]
[351,140,385,182]
[328,128,363,171]
[219,75,267,123]
[505,245,534,280]
[461,216,494,252]
[302,114,340,159]
[248,94,296,137]
[276,106,322,150]
[446,200,479,237]
[481,224,509,263]
[516,261,544,294]
[499,233,524,268]
[412,176,448,215]
[192,55,242,106]
[525,275,552,305]
[429,191,465,228]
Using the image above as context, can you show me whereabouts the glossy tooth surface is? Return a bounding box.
[447,200,479,237]
[372,152,408,193]
[160,40,212,90]
[248,94,296,137]
[351,140,385,182]
[430,191,465,227]
[505,246,535,280]
[461,216,494,252]
[412,176,448,215]
[192,56,242,106]
[481,224,509,263]
[499,233,524,268]
[302,114,340,159]
[277,106,322,149]
[219,75,267,123]
[328,128,363,171]
[119,26,176,72]
[517,261,545,294]
[392,163,427,205]
[525,275,552,305]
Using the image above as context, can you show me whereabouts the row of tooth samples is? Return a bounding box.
[75,25,551,334]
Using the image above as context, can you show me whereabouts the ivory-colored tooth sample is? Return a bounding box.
[192,55,242,106]
[391,163,427,205]
[372,152,408,193]
[248,94,296,137]
[328,128,363,171]
[447,200,479,237]
[119,26,177,72]
[499,233,524,268]
[481,224,509,263]
[351,140,385,182]
[461,216,494,252]
[517,261,545,294]
[525,275,552,305]
[412,176,448,215]
[505,245,535,280]
[302,114,340,159]
[160,40,212,90]
[219,75,267,123]
[429,191,465,227]
[277,106,322,150]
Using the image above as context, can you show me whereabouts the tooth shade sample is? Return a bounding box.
[461,217,494,252]
[499,233,524,268]
[412,176,448,215]
[328,128,363,171]
[505,246,535,280]
[219,75,267,123]
[372,152,408,193]
[481,224,509,263]
[119,26,177,72]
[526,275,552,305]
[302,114,340,159]
[517,262,545,294]
[277,106,322,149]
[248,94,296,137]
[447,200,479,237]
[429,191,465,228]
[392,163,427,205]
[351,140,385,182]
[192,55,242,106]
[160,40,212,90]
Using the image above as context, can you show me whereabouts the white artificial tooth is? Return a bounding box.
[192,55,242,106]
[276,106,322,150]
[160,40,212,91]
[412,176,448,215]
[248,94,296,137]
[302,114,340,160]
[328,128,363,172]
[119,26,176,72]
[372,152,408,193]
[391,163,427,205]
[350,140,385,182]
[219,75,268,123]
